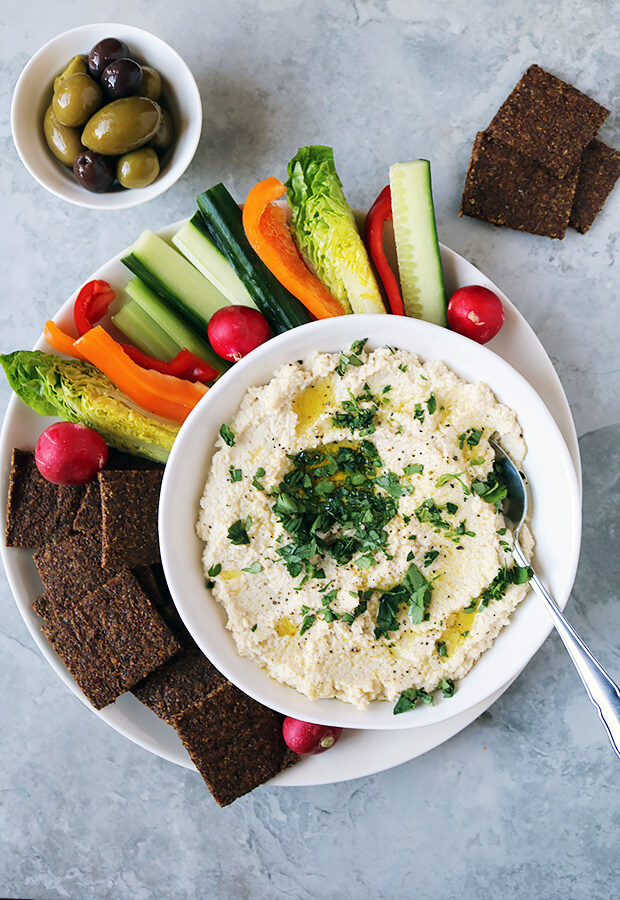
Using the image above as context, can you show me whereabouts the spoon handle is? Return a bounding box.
[513,544,620,759]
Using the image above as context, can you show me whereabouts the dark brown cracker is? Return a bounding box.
[460,131,579,239]
[41,571,180,709]
[487,64,609,178]
[34,530,119,606]
[72,482,102,533]
[570,139,620,234]
[173,682,298,806]
[133,648,226,722]
[99,469,162,569]
[133,563,193,646]
[6,449,84,548]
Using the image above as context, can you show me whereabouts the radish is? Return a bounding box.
[207,305,271,362]
[35,422,108,485]
[282,717,343,755]
[447,285,505,344]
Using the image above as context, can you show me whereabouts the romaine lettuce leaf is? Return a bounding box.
[0,351,178,463]
[286,145,385,315]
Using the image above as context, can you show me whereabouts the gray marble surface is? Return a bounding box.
[1,1,619,898]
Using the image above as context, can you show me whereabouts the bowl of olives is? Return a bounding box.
[11,24,202,208]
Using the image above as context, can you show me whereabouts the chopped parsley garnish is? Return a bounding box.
[300,613,316,635]
[220,424,235,446]
[423,549,440,567]
[458,428,483,449]
[227,517,251,545]
[470,457,485,466]
[332,384,379,435]
[404,463,424,475]
[426,392,437,414]
[241,562,262,573]
[375,471,414,499]
[413,403,425,423]
[229,466,243,483]
[341,596,369,625]
[439,677,456,698]
[436,640,448,657]
[398,363,408,372]
[477,564,533,609]
[335,338,368,375]
[250,624,257,632]
[252,467,266,490]
[446,501,459,515]
[415,498,451,531]
[393,687,435,714]
[375,562,436,638]
[471,462,508,508]
[271,440,398,578]
[207,563,222,577]
[435,471,471,496]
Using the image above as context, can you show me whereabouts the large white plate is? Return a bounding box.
[0,221,581,785]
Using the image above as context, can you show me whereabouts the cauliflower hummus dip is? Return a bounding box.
[197,342,533,712]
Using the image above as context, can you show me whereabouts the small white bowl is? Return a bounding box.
[11,23,202,209]
[160,315,581,731]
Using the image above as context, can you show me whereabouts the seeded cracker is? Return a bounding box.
[73,451,162,534]
[173,681,298,806]
[133,648,227,722]
[460,132,579,239]
[40,571,180,709]
[99,469,162,568]
[569,139,620,234]
[34,530,118,608]
[6,449,84,548]
[487,64,609,178]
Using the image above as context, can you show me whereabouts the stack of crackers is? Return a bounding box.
[460,65,620,239]
[6,448,298,806]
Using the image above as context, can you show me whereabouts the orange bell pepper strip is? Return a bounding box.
[74,326,207,424]
[242,177,345,319]
[44,320,86,360]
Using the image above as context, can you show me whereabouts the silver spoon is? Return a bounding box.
[491,440,620,759]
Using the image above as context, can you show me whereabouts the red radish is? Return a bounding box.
[35,422,108,485]
[447,285,505,344]
[208,306,271,362]
[282,717,343,755]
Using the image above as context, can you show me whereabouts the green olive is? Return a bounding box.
[148,108,174,152]
[82,97,162,156]
[53,54,89,94]
[117,147,160,189]
[43,105,85,166]
[53,73,103,128]
[140,66,162,101]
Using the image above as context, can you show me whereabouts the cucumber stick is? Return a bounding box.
[115,277,228,373]
[389,160,447,327]
[172,215,257,309]
[121,230,230,332]
[196,184,312,334]
[112,301,179,360]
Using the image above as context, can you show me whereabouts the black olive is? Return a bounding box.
[100,58,143,100]
[88,38,130,80]
[73,151,115,192]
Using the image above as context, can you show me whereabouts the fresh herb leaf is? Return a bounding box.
[469,457,485,466]
[227,517,251,545]
[252,467,266,490]
[435,472,471,495]
[393,688,420,714]
[242,562,262,573]
[335,339,368,376]
[436,640,448,657]
[477,564,533,609]
[229,466,243,483]
[471,462,508,508]
[300,614,316,635]
[417,689,434,706]
[446,502,459,515]
[439,677,456,698]
[207,563,222,577]
[375,562,436,638]
[375,471,414,499]
[398,363,408,372]
[332,385,379,435]
[458,428,483,449]
[250,624,257,632]
[404,463,424,475]
[423,549,440,567]
[220,424,235,446]
[426,393,437,414]
[413,403,425,423]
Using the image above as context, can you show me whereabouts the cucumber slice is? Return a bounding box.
[112,300,179,360]
[121,277,228,372]
[121,230,230,332]
[389,160,447,326]
[172,215,258,309]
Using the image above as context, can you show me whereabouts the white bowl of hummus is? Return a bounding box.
[160,315,581,730]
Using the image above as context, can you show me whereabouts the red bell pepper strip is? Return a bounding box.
[74,280,117,336]
[71,279,219,384]
[364,186,405,316]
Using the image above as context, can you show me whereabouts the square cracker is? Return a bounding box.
[173,682,298,806]
[34,531,118,609]
[99,469,162,569]
[487,64,609,178]
[40,571,180,709]
[133,648,226,722]
[6,449,84,548]
[569,139,620,234]
[460,131,579,239]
